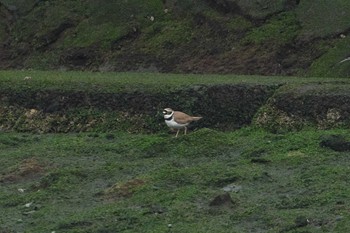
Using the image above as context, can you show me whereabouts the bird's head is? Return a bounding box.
[163,108,174,116]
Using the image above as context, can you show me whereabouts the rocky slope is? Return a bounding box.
[1,0,350,77]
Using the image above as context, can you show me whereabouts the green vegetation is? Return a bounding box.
[309,37,350,78]
[63,21,129,49]
[2,0,350,76]
[226,15,253,33]
[0,70,349,231]
[1,1,350,231]
[1,127,350,232]
[1,70,349,93]
[141,21,194,54]
[0,70,349,232]
[297,0,350,39]
[61,0,163,50]
[1,0,37,14]
[229,0,286,19]
[243,12,300,45]
[1,70,350,134]
[11,1,84,44]
[22,51,61,70]
[254,82,350,132]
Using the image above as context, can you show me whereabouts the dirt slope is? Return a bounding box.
[0,0,350,77]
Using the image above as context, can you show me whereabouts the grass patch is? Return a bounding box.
[1,71,350,133]
[1,127,350,232]
[0,0,37,14]
[226,15,253,32]
[297,0,350,39]
[243,12,300,45]
[62,21,130,49]
[308,37,350,78]
[0,70,349,94]
[11,1,84,43]
[231,0,286,19]
[61,0,165,50]
[141,20,194,54]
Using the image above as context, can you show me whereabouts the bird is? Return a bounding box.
[162,108,202,137]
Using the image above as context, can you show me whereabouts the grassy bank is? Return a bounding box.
[1,71,350,134]
[0,71,350,232]
[2,1,350,76]
[1,127,350,232]
[0,70,348,92]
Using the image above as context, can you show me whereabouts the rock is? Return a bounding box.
[294,216,309,227]
[320,135,350,152]
[25,202,33,207]
[105,133,115,140]
[336,215,344,221]
[146,205,167,215]
[222,184,242,192]
[250,158,271,164]
[209,193,234,207]
[23,210,36,215]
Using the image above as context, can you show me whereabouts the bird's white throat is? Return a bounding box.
[164,111,174,121]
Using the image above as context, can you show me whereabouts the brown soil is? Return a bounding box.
[0,158,45,183]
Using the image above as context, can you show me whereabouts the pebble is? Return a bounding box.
[222,184,242,192]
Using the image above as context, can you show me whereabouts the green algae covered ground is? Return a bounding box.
[1,127,350,232]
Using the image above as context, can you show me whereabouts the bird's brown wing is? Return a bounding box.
[173,111,194,124]
[191,116,202,121]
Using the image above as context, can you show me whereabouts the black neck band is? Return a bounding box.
[164,115,173,121]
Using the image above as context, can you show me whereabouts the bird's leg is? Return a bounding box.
[175,129,180,137]
[184,127,187,135]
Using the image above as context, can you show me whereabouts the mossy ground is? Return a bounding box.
[243,12,300,46]
[0,70,348,93]
[1,127,350,232]
[1,70,350,134]
[2,1,350,76]
[296,0,350,39]
[308,37,350,78]
[0,70,350,232]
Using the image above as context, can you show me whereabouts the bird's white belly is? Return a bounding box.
[165,119,188,129]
